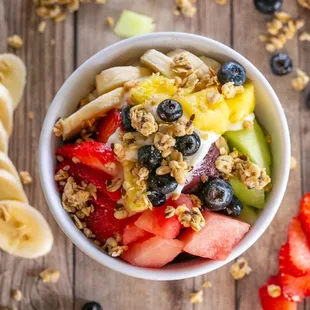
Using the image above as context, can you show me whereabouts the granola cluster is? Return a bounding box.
[291,69,310,92]
[299,0,310,9]
[102,235,128,257]
[259,12,305,53]
[174,0,197,18]
[221,82,244,99]
[230,257,252,280]
[33,0,106,24]
[165,204,205,232]
[216,148,271,190]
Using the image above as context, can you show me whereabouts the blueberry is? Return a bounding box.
[138,145,162,170]
[157,99,183,122]
[221,196,243,217]
[254,0,282,14]
[121,106,135,132]
[218,61,246,86]
[148,190,166,206]
[82,301,102,310]
[149,173,178,195]
[198,177,233,211]
[175,132,201,156]
[270,53,293,76]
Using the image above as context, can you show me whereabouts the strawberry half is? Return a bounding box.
[259,275,297,310]
[279,244,293,276]
[287,216,310,276]
[96,109,122,143]
[87,193,127,242]
[299,193,310,240]
[281,273,310,302]
[56,160,122,201]
[56,140,122,178]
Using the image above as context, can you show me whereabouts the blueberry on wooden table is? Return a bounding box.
[270,53,292,76]
[157,99,183,122]
[175,132,201,156]
[197,177,233,211]
[82,301,102,310]
[254,0,283,14]
[217,61,246,86]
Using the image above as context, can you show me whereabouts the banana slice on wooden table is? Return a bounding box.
[0,53,26,110]
[167,49,211,77]
[0,200,53,258]
[140,49,175,78]
[0,169,28,203]
[0,83,14,135]
[56,87,125,140]
[96,66,151,96]
[0,121,9,154]
[0,151,20,182]
[200,56,221,72]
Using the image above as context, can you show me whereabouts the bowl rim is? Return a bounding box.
[39,32,291,281]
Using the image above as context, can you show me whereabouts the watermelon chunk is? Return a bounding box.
[121,236,183,268]
[123,219,152,245]
[135,194,192,239]
[179,211,250,260]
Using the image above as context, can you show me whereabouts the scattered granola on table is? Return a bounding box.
[290,156,297,170]
[292,69,310,91]
[230,257,252,280]
[174,0,197,17]
[19,171,33,185]
[190,289,203,304]
[7,35,23,49]
[11,289,23,302]
[39,268,61,283]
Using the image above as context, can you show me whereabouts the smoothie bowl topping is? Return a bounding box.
[52,49,272,268]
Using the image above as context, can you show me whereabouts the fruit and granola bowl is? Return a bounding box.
[39,33,290,280]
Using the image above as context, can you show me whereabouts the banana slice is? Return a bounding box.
[0,169,28,203]
[200,56,221,72]
[0,200,53,258]
[167,49,211,77]
[0,53,26,109]
[57,87,125,140]
[96,66,151,96]
[0,151,20,182]
[140,49,175,78]
[0,83,13,135]
[0,121,9,154]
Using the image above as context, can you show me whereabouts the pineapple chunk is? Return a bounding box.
[114,10,155,38]
[177,87,230,134]
[226,82,255,124]
[123,161,150,213]
[130,74,178,106]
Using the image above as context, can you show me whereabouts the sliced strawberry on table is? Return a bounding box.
[56,140,122,178]
[299,193,310,239]
[279,244,294,276]
[259,275,297,310]
[87,194,127,242]
[287,216,310,276]
[281,273,310,302]
[96,109,122,143]
[56,161,122,201]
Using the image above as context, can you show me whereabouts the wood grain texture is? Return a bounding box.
[0,1,74,309]
[0,0,309,309]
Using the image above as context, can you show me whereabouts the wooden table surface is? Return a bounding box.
[0,0,309,309]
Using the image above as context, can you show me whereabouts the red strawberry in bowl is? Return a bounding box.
[56,140,122,178]
[55,160,122,201]
[96,109,122,143]
[87,193,127,242]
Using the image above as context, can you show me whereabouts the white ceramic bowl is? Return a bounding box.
[39,32,290,281]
